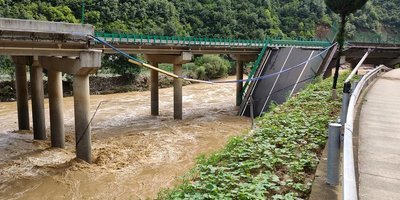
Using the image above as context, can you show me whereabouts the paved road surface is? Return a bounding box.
[358,69,400,200]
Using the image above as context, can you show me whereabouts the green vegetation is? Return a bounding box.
[189,55,231,80]
[0,0,78,23]
[101,54,142,78]
[0,56,14,81]
[0,0,398,40]
[158,73,347,199]
[0,0,399,79]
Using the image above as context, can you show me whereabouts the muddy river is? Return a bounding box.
[0,76,251,200]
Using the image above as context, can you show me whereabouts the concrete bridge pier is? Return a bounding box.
[30,57,46,140]
[145,52,192,120]
[236,60,244,106]
[40,51,101,163]
[150,62,159,116]
[73,75,91,162]
[12,56,31,131]
[48,70,65,148]
[173,64,183,120]
[230,54,257,106]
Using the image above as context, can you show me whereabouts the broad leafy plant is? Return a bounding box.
[158,73,350,199]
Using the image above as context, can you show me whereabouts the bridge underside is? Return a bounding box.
[323,46,400,73]
[344,46,400,67]
[96,43,261,55]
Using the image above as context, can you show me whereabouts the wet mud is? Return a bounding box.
[0,76,251,200]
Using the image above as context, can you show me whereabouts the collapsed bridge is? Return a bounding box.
[1,18,399,163]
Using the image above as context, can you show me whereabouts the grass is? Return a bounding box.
[157,73,348,199]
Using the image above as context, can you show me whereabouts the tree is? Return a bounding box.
[0,55,15,82]
[102,55,141,78]
[324,0,368,97]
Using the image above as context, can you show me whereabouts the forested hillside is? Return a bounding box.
[0,0,398,40]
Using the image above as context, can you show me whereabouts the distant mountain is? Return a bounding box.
[0,0,398,40]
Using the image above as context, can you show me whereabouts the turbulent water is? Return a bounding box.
[0,76,251,200]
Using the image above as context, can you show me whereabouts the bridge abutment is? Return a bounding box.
[12,56,31,131]
[30,57,46,140]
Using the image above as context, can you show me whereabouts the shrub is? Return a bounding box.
[194,66,207,80]
[193,55,230,80]
[101,55,141,78]
[0,56,15,81]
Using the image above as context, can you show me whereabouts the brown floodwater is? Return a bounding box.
[0,76,251,200]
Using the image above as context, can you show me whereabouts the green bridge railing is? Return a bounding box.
[239,41,270,102]
[94,32,332,48]
[348,32,400,45]
[325,22,400,45]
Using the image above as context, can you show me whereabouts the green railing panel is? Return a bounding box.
[240,40,270,100]
[94,32,336,47]
[348,32,400,45]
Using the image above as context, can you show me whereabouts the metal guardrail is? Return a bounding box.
[342,65,386,200]
[94,32,332,48]
[326,47,387,199]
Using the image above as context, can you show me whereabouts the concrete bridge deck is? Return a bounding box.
[358,69,400,199]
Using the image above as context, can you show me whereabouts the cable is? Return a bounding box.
[89,35,144,64]
[75,100,107,148]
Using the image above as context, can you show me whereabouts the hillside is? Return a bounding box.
[0,0,398,40]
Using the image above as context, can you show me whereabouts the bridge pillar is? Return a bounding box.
[39,51,101,163]
[145,52,192,120]
[30,57,46,140]
[12,56,31,130]
[174,64,183,120]
[230,54,257,106]
[150,62,159,116]
[73,75,91,162]
[48,70,65,148]
[236,60,244,106]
